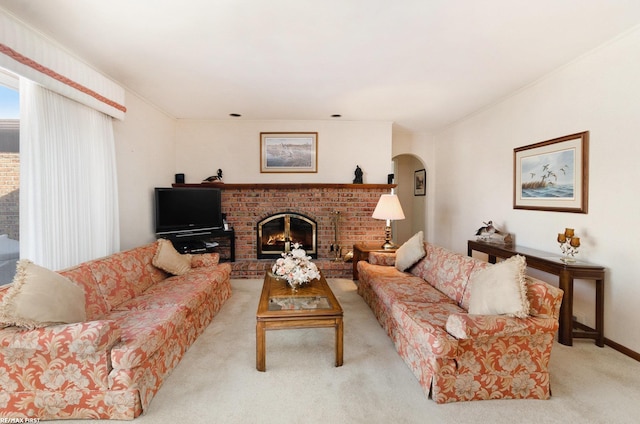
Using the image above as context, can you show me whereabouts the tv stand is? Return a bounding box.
[158,228,235,262]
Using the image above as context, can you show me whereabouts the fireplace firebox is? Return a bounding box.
[257,212,317,259]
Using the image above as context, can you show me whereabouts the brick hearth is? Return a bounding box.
[203,183,395,279]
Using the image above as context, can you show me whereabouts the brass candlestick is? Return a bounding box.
[557,228,580,263]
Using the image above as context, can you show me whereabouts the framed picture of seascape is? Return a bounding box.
[513,131,589,213]
[260,132,318,173]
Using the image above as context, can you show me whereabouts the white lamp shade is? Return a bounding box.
[372,194,405,221]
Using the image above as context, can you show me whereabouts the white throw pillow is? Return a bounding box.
[468,254,530,318]
[395,231,426,272]
[0,259,87,329]
[153,238,192,275]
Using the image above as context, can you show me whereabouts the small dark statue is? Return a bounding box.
[353,165,363,184]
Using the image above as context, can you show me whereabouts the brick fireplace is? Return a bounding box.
[175,183,395,278]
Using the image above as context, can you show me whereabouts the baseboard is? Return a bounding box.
[570,322,639,362]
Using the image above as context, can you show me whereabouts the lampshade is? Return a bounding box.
[372,194,405,221]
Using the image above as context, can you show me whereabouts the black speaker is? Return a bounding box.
[175,173,185,184]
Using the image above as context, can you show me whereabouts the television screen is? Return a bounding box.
[154,187,223,234]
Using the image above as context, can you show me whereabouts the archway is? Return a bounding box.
[392,153,427,244]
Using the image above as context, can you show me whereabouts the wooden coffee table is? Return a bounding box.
[256,271,344,372]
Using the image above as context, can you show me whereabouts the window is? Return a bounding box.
[0,73,20,285]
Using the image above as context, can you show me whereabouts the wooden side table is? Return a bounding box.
[352,243,398,280]
[467,239,605,347]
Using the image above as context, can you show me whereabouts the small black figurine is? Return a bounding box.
[353,165,363,184]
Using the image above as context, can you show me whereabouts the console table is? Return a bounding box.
[467,239,605,347]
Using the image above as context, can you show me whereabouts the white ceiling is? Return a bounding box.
[2,0,640,132]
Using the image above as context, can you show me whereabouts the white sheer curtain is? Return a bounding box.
[19,78,120,270]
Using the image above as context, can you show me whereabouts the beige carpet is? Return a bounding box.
[79,279,640,423]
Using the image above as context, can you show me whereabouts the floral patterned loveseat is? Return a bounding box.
[357,241,563,403]
[0,241,232,420]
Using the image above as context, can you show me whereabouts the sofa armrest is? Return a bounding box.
[369,251,396,266]
[190,252,220,268]
[0,320,121,392]
[446,313,559,340]
[0,319,121,354]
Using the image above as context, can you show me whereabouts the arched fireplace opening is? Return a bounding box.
[257,212,317,259]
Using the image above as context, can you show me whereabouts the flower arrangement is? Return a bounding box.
[272,243,321,289]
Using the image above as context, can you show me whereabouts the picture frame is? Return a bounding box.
[260,132,318,173]
[414,169,426,196]
[513,131,589,213]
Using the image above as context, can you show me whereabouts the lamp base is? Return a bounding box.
[381,224,396,249]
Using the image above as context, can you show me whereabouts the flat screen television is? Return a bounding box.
[154,187,223,234]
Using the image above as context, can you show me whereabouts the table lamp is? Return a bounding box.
[372,191,405,249]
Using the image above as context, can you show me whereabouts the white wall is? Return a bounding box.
[113,91,176,250]
[428,28,640,352]
[174,120,393,185]
[114,117,393,249]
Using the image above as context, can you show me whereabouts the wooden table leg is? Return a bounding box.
[558,270,573,346]
[335,318,344,367]
[256,321,266,371]
[595,278,605,347]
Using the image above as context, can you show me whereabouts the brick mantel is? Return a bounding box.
[174,183,396,190]
[173,183,396,278]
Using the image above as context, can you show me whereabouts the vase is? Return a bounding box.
[287,279,308,291]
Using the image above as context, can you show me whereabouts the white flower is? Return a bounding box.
[0,391,9,409]
[63,363,89,389]
[40,368,67,390]
[2,347,35,368]
[291,248,307,259]
[64,389,83,405]
[0,367,18,392]
[34,391,67,415]
[272,245,320,288]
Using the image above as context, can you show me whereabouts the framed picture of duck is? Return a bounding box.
[260,132,318,173]
[513,131,589,213]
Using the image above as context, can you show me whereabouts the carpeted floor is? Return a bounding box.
[78,278,640,423]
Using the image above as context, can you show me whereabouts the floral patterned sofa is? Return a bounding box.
[357,240,563,403]
[0,241,232,420]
